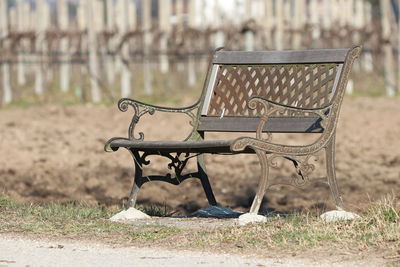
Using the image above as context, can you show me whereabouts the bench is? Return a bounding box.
[105,47,361,215]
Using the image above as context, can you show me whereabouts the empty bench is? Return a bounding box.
[105,47,360,214]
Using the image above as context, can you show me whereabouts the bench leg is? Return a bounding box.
[325,136,345,210]
[127,159,142,208]
[249,149,269,214]
[197,154,218,206]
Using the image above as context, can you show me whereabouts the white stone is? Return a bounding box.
[109,208,150,222]
[238,213,268,226]
[320,210,361,222]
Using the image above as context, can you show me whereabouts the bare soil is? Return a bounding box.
[0,97,399,215]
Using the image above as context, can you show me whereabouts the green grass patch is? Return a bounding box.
[0,193,399,255]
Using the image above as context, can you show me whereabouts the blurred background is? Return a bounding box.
[0,0,399,105]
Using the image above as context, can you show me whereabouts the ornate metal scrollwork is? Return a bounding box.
[132,151,200,183]
[118,98,200,141]
[268,153,319,187]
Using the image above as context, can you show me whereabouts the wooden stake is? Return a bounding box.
[0,0,12,104]
[142,0,152,95]
[309,0,320,46]
[16,0,27,85]
[106,0,116,84]
[116,0,132,98]
[87,0,102,102]
[293,0,305,49]
[159,0,171,73]
[263,0,274,49]
[275,0,284,50]
[57,0,70,92]
[380,0,396,96]
[175,0,184,26]
[35,0,48,95]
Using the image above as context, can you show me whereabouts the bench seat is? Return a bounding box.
[107,138,253,154]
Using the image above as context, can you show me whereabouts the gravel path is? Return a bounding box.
[0,235,387,267]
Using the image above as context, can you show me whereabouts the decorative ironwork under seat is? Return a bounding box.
[105,47,361,215]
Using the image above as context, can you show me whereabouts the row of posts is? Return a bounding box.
[0,0,399,104]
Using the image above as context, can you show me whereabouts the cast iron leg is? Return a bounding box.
[325,135,344,210]
[197,154,218,206]
[249,149,269,214]
[127,150,143,208]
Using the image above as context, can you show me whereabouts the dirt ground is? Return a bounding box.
[0,97,399,215]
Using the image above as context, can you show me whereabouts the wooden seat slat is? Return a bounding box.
[213,49,349,65]
[197,116,323,133]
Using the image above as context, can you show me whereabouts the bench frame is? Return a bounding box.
[105,47,361,214]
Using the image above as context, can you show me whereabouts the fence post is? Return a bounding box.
[57,0,70,92]
[275,0,284,50]
[87,0,102,102]
[263,0,274,49]
[380,0,397,96]
[142,0,152,95]
[293,0,305,49]
[187,0,197,86]
[34,0,49,96]
[0,0,12,104]
[159,0,171,73]
[16,0,26,86]
[116,0,132,98]
[105,0,116,85]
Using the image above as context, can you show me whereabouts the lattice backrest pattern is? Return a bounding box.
[206,63,340,117]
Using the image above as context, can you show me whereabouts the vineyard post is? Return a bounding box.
[16,0,26,86]
[275,0,284,50]
[142,0,152,95]
[34,0,49,95]
[187,0,197,86]
[380,0,397,96]
[159,0,171,73]
[57,0,70,92]
[0,0,12,104]
[105,0,116,85]
[116,0,132,98]
[292,0,305,49]
[263,0,274,49]
[86,0,102,102]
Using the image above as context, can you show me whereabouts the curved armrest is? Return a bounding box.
[230,96,334,155]
[117,98,201,141]
[118,98,200,113]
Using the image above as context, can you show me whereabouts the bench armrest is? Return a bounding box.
[116,98,201,142]
[231,96,333,155]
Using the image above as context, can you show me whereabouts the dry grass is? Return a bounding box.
[0,193,399,260]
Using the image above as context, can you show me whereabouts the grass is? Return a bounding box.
[0,194,399,258]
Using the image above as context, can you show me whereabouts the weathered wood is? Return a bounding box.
[105,47,359,215]
[213,49,349,65]
[198,117,323,133]
[380,0,396,96]
[159,0,171,73]
[34,0,49,95]
[105,0,116,84]
[116,0,132,98]
[0,0,12,104]
[275,0,284,50]
[87,0,101,102]
[57,0,70,92]
[142,0,152,95]
[292,0,305,49]
[16,0,26,86]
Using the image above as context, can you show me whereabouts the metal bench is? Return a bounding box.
[105,47,361,215]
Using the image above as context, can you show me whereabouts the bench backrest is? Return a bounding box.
[197,47,360,134]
